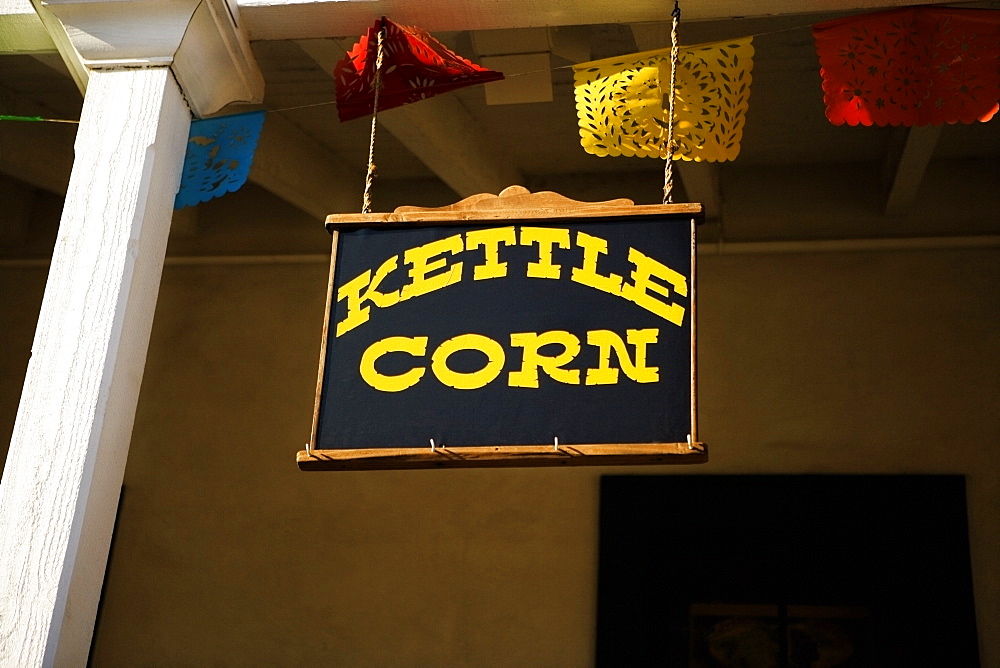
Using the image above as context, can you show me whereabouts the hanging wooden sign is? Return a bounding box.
[298,187,706,470]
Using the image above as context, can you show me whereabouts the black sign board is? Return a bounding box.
[299,188,705,470]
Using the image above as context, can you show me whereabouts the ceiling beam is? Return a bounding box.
[239,0,950,40]
[4,0,265,116]
[2,0,961,51]
[882,125,942,216]
[0,0,53,53]
[24,0,89,93]
[44,0,264,117]
[630,23,669,52]
[376,96,525,197]
[297,38,523,198]
[250,111,365,216]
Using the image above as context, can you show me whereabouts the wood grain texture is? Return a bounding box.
[0,67,190,666]
[308,230,339,455]
[690,217,698,444]
[326,186,704,229]
[298,443,708,471]
[44,0,263,116]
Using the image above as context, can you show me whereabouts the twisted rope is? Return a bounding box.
[362,21,388,215]
[663,1,681,204]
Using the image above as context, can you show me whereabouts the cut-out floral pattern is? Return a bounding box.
[813,8,1000,126]
[335,19,504,122]
[175,111,266,209]
[574,38,754,161]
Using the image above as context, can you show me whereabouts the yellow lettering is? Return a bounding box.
[571,231,623,296]
[586,329,660,385]
[359,336,428,392]
[400,235,464,301]
[620,248,687,326]
[357,328,662,392]
[431,334,505,390]
[466,227,516,280]
[520,227,570,279]
[335,255,401,337]
[508,331,582,388]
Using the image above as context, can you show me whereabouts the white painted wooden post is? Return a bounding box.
[0,0,262,664]
[0,66,189,667]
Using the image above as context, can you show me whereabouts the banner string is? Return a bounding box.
[262,18,825,116]
[0,0,990,124]
[0,114,78,124]
[0,19,853,124]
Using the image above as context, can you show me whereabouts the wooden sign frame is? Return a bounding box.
[298,186,706,470]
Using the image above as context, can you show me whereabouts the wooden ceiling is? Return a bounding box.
[1,0,998,248]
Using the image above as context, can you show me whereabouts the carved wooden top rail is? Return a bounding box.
[325,186,704,230]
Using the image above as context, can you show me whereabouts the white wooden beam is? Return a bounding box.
[0,66,190,667]
[297,38,523,198]
[0,0,267,662]
[882,125,942,216]
[677,161,722,220]
[239,0,950,40]
[44,0,264,116]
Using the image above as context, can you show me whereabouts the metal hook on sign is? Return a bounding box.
[554,436,560,451]
[430,438,436,453]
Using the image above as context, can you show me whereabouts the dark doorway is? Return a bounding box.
[596,475,979,667]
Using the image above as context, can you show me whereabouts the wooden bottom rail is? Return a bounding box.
[297,442,707,471]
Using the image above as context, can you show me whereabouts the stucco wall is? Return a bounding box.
[2,246,997,665]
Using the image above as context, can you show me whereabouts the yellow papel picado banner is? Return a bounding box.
[574,37,754,162]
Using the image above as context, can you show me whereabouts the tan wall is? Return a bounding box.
[2,245,997,666]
